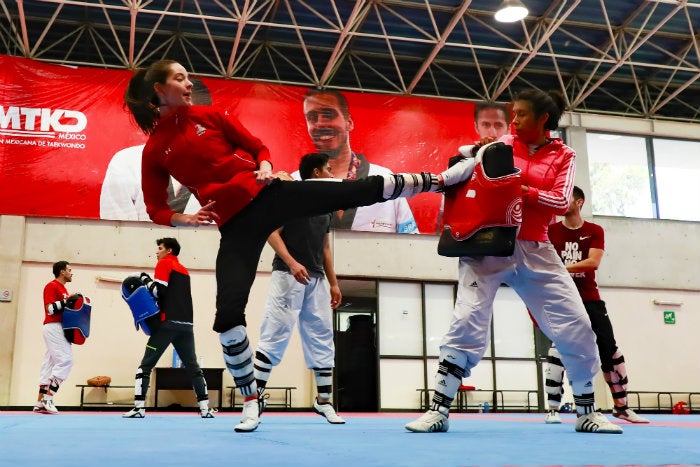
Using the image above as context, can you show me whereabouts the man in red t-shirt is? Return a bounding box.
[544,186,648,424]
[34,261,79,414]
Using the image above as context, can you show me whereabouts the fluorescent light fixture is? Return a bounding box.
[652,299,683,306]
[495,0,528,23]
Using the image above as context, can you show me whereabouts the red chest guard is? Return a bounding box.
[438,142,522,257]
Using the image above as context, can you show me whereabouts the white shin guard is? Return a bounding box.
[432,348,468,412]
[220,325,257,397]
[314,368,333,400]
[381,159,476,200]
[572,379,596,415]
[382,172,435,200]
[545,344,566,409]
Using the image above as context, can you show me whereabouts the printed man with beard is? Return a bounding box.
[297,89,418,233]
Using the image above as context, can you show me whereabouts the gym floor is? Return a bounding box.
[1,411,698,466]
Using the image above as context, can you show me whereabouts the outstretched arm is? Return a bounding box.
[169,200,220,227]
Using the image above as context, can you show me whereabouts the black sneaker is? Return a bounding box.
[258,392,270,416]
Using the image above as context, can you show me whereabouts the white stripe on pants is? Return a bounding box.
[441,239,599,385]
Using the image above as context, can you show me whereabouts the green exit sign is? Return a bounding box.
[663,311,676,324]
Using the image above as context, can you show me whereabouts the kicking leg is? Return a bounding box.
[383,158,476,200]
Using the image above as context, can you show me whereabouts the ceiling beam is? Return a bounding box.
[572,0,685,107]
[407,0,471,93]
[319,0,369,86]
[494,0,579,98]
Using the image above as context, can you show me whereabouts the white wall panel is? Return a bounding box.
[379,359,424,410]
[333,230,458,280]
[494,360,538,391]
[378,282,422,356]
[595,217,700,290]
[424,283,455,357]
[492,286,535,358]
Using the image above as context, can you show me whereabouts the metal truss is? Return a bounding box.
[1,0,699,123]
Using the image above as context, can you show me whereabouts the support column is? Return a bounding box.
[0,215,26,405]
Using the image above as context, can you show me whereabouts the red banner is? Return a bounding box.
[0,55,484,233]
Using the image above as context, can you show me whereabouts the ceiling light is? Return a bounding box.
[495,0,528,23]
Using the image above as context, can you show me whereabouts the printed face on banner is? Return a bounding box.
[303,92,353,160]
[0,55,496,234]
[475,107,509,140]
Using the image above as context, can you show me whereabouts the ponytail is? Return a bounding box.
[513,89,566,131]
[124,59,178,135]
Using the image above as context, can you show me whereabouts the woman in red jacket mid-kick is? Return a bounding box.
[124,59,475,433]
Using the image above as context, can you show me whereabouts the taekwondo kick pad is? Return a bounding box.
[438,142,522,257]
[62,295,92,344]
[121,280,160,335]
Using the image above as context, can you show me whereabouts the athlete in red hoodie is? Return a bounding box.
[407,89,621,435]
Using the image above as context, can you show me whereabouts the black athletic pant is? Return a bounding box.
[137,320,207,400]
[213,177,384,332]
[584,300,619,372]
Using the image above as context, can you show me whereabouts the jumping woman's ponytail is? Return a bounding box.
[124,60,177,134]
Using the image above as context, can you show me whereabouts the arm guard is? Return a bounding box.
[47,299,66,315]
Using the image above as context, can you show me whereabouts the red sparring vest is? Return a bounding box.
[438,154,522,257]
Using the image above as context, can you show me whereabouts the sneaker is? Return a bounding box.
[313,399,346,424]
[234,399,260,432]
[545,410,562,424]
[122,407,145,418]
[37,399,58,415]
[32,402,43,413]
[405,410,449,433]
[574,412,623,434]
[258,391,270,416]
[200,408,217,418]
[612,407,649,424]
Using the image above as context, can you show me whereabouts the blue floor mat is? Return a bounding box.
[1,411,698,467]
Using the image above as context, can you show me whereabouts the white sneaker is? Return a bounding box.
[32,402,43,413]
[37,399,59,415]
[234,399,260,432]
[313,399,346,424]
[574,412,623,434]
[545,410,562,424]
[613,407,649,423]
[200,408,216,418]
[405,410,449,433]
[122,407,145,418]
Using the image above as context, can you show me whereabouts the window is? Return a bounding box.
[586,133,654,218]
[652,138,700,221]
